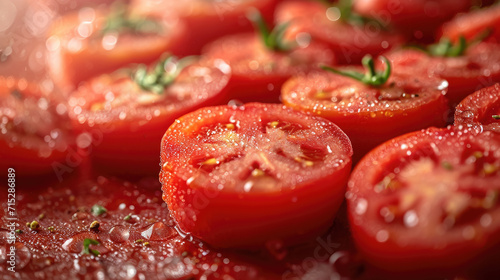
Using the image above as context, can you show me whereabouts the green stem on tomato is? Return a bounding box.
[321,55,392,87]
[247,9,293,52]
[132,54,195,94]
[100,5,163,35]
[428,36,467,57]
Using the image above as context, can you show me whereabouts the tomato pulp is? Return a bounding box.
[455,83,500,133]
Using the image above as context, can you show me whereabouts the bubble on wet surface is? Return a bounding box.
[139,222,176,241]
[109,225,130,243]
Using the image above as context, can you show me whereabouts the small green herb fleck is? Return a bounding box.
[89,221,100,230]
[135,239,144,244]
[492,115,500,120]
[322,55,391,87]
[442,161,453,170]
[91,204,107,216]
[143,241,150,247]
[29,221,40,230]
[124,214,132,221]
[81,238,100,256]
[15,229,23,234]
[38,213,45,220]
[47,226,55,233]
[247,9,293,52]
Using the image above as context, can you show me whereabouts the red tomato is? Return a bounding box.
[67,57,230,176]
[275,0,404,64]
[203,33,335,103]
[281,64,449,162]
[347,127,500,277]
[160,103,353,249]
[440,4,500,44]
[47,6,187,91]
[130,0,280,55]
[353,0,471,41]
[455,83,500,133]
[0,77,75,176]
[386,43,500,110]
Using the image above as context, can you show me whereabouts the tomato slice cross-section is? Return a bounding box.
[348,127,500,277]
[455,83,500,134]
[160,103,353,249]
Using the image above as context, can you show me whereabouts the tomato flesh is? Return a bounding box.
[203,33,335,103]
[275,0,404,64]
[67,59,230,176]
[281,70,449,161]
[0,76,75,176]
[348,127,500,277]
[47,7,187,90]
[455,83,500,133]
[160,103,353,249]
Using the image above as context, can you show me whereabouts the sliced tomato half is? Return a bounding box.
[160,103,353,249]
[455,83,500,133]
[348,127,500,277]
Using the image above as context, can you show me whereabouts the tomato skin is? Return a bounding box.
[353,0,471,41]
[0,77,75,176]
[281,70,449,162]
[275,0,404,64]
[455,83,500,133]
[203,33,335,103]
[131,0,279,55]
[160,103,353,249]
[47,8,187,91]
[347,127,500,277]
[440,5,500,44]
[386,43,500,110]
[67,59,230,176]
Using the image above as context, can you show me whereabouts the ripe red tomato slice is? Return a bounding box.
[160,103,353,249]
[275,0,404,64]
[203,33,335,103]
[0,76,75,176]
[281,67,449,162]
[67,58,230,176]
[440,5,500,44]
[455,83,500,133]
[47,6,187,90]
[353,0,471,41]
[130,0,279,55]
[386,43,500,110]
[347,127,500,277]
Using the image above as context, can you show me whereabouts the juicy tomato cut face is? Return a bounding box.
[386,43,500,108]
[281,70,449,161]
[67,58,231,176]
[455,83,500,133]
[160,103,353,249]
[47,6,187,90]
[0,77,74,176]
[275,0,403,64]
[348,127,500,276]
[440,5,500,44]
[203,33,335,103]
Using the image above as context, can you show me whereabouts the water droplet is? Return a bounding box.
[355,198,367,215]
[72,212,89,220]
[480,214,492,227]
[109,225,130,243]
[403,210,419,228]
[326,7,341,21]
[62,232,99,253]
[375,230,389,242]
[140,222,176,241]
[462,226,475,240]
[102,33,118,51]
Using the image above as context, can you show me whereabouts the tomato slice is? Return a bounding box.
[281,69,449,162]
[203,33,335,103]
[348,127,500,277]
[275,0,404,64]
[353,0,471,41]
[0,76,75,176]
[386,43,500,110]
[440,5,500,44]
[160,103,353,249]
[455,83,500,133]
[130,0,279,55]
[47,6,187,90]
[67,58,230,176]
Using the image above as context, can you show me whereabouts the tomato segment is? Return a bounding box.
[47,6,186,90]
[67,58,230,176]
[455,83,500,133]
[348,127,500,277]
[281,68,449,161]
[203,33,334,103]
[160,103,353,249]
[275,0,404,64]
[0,77,75,176]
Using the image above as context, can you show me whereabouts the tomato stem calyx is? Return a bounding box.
[100,4,163,35]
[132,55,195,94]
[247,9,293,52]
[428,36,467,57]
[321,55,391,87]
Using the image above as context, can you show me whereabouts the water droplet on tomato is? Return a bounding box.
[403,210,419,228]
[140,222,176,241]
[354,198,367,215]
[265,239,287,260]
[102,33,118,51]
[0,242,31,269]
[72,212,89,220]
[109,225,130,243]
[62,232,100,253]
[375,230,389,243]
